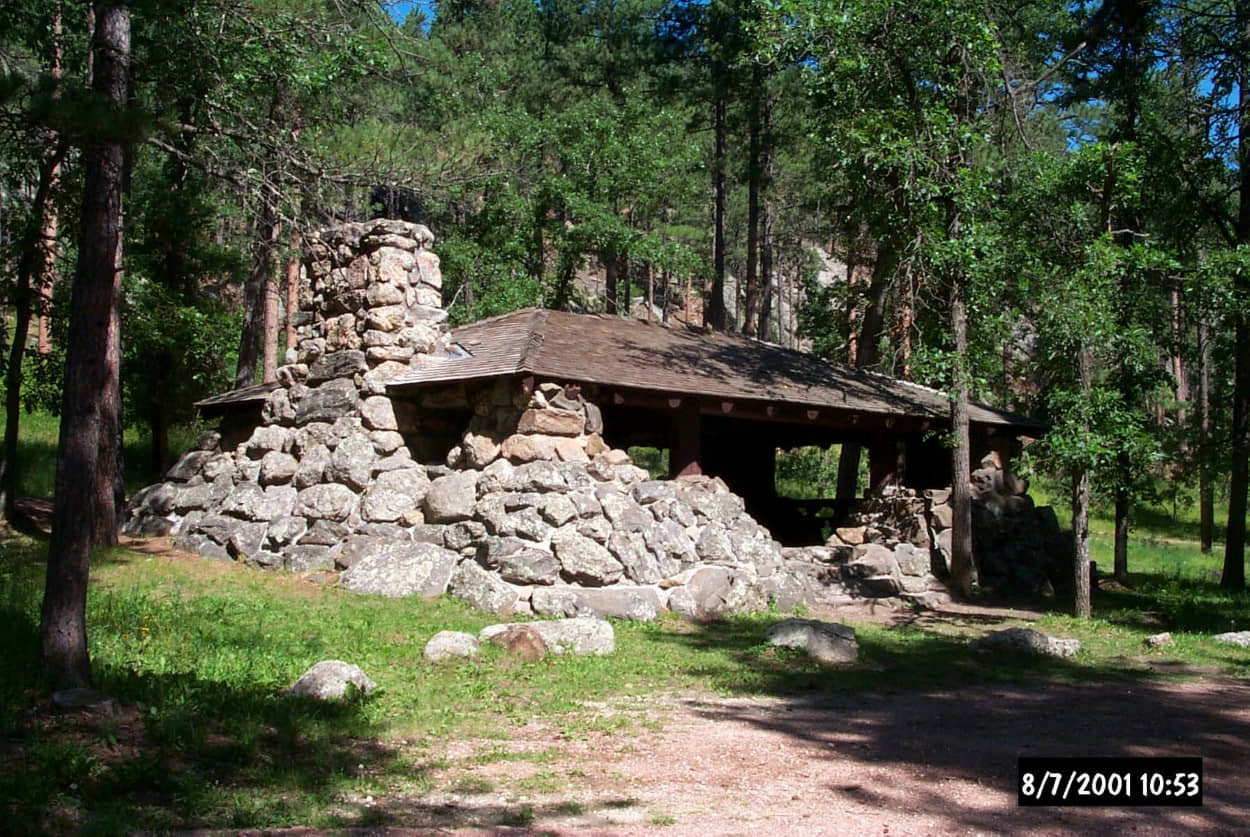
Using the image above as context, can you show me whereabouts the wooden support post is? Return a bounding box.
[867,433,897,495]
[671,400,703,477]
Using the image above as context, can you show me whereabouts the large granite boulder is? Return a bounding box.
[339,542,459,597]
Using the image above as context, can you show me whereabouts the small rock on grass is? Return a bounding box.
[480,617,615,656]
[487,624,547,662]
[424,630,480,662]
[765,618,858,664]
[1212,631,1250,648]
[285,660,376,700]
[52,688,121,718]
[1143,632,1173,649]
[973,627,1080,659]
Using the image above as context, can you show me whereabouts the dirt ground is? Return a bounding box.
[334,674,1243,836]
[310,597,1249,836]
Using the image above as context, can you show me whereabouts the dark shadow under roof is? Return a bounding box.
[389,308,1043,432]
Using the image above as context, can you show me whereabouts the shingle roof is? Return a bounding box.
[195,381,278,416]
[389,308,1042,431]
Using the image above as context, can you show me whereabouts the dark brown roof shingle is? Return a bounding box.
[389,308,1042,431]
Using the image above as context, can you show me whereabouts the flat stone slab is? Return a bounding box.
[766,618,858,664]
[973,627,1080,659]
[339,542,458,597]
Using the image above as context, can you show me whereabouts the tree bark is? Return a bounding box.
[262,248,281,381]
[1223,8,1250,590]
[604,250,619,315]
[36,0,65,357]
[1199,312,1214,554]
[742,71,762,338]
[284,230,300,361]
[1073,341,1094,618]
[149,400,169,479]
[236,169,281,388]
[1,143,67,520]
[42,1,130,690]
[645,262,654,321]
[1073,466,1093,618]
[836,240,897,502]
[757,85,775,341]
[1114,486,1130,584]
[949,262,976,600]
[707,93,727,330]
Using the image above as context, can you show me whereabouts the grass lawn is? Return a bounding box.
[0,411,203,498]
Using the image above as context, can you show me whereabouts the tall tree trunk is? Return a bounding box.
[742,72,762,337]
[604,250,619,315]
[1172,286,1189,408]
[262,248,281,381]
[757,85,775,341]
[836,240,897,501]
[2,144,67,519]
[1073,340,1094,617]
[284,230,300,361]
[1223,11,1250,590]
[1114,485,1130,584]
[149,400,169,479]
[36,0,65,356]
[1073,467,1093,618]
[43,1,129,690]
[707,92,727,330]
[948,255,976,600]
[645,262,654,321]
[236,170,281,388]
[1199,312,1214,554]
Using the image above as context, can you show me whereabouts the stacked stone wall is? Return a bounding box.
[820,453,1066,603]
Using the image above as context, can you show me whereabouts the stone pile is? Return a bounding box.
[814,453,1067,604]
[929,453,1067,596]
[822,487,952,606]
[450,380,608,469]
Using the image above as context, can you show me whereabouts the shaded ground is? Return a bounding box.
[347,674,1247,836]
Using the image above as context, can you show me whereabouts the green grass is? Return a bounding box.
[0,410,203,498]
[3,526,1250,831]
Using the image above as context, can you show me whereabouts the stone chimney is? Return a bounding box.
[268,219,451,428]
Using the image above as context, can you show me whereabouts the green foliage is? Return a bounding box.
[120,276,238,430]
[775,445,840,499]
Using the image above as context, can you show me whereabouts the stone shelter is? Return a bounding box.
[125,220,1059,620]
[383,307,1044,544]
